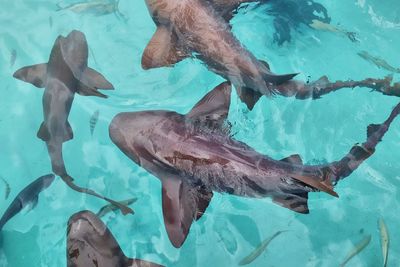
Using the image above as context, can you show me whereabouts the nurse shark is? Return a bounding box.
[13,30,114,176]
[142,0,297,97]
[109,82,400,248]
[142,0,400,110]
[67,210,164,267]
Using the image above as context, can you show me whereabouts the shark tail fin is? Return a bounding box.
[77,67,114,98]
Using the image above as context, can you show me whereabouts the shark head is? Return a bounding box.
[109,110,179,165]
[57,30,89,76]
[67,210,163,267]
[41,174,56,189]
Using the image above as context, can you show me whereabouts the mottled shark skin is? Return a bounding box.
[0,174,55,231]
[67,211,164,267]
[142,0,297,96]
[13,30,114,176]
[110,82,400,248]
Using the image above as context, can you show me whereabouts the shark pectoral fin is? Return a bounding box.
[141,26,189,70]
[25,196,39,213]
[13,63,48,88]
[37,122,50,141]
[81,67,114,90]
[280,154,303,165]
[186,82,232,129]
[77,82,108,98]
[272,193,309,214]
[235,86,262,110]
[162,178,213,248]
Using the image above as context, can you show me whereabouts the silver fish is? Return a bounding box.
[358,51,400,74]
[57,0,126,20]
[378,218,389,267]
[1,177,10,200]
[339,235,371,267]
[310,19,358,42]
[89,110,100,136]
[239,230,286,265]
[96,197,137,217]
[10,49,16,68]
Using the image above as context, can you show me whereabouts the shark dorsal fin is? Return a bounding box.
[186,82,232,129]
[280,154,303,165]
[142,26,189,70]
[162,177,213,248]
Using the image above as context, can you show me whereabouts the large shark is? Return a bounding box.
[109,82,400,248]
[67,210,164,267]
[0,174,55,231]
[142,0,297,96]
[13,30,114,176]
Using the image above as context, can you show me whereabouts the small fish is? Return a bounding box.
[310,19,358,42]
[49,16,53,28]
[96,197,137,217]
[10,49,16,68]
[358,51,400,74]
[378,218,389,267]
[0,174,55,231]
[57,0,126,20]
[239,230,286,265]
[1,177,10,200]
[339,235,371,267]
[90,110,100,136]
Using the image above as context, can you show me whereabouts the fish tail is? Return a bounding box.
[329,102,400,183]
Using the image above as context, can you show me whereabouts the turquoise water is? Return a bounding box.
[1,0,400,266]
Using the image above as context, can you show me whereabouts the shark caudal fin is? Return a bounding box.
[13,63,48,88]
[76,67,114,98]
[67,211,164,267]
[321,102,400,185]
[142,26,189,70]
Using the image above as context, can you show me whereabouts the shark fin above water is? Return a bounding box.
[13,63,48,88]
[186,82,232,129]
[142,26,189,70]
[162,177,213,248]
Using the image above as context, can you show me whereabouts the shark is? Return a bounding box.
[13,30,114,177]
[109,82,400,248]
[0,174,55,231]
[142,0,297,98]
[67,210,164,267]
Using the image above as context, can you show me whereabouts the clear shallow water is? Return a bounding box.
[1,0,400,266]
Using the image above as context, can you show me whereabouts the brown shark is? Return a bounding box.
[13,30,114,176]
[142,0,297,96]
[109,82,400,248]
[67,210,164,267]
